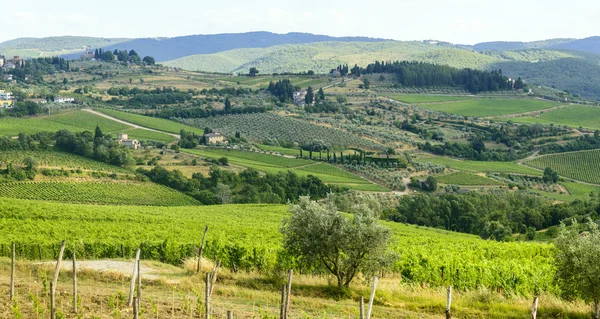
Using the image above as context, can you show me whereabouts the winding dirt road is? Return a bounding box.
[83,109,181,139]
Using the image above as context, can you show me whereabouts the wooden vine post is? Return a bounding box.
[205,272,212,319]
[210,260,221,297]
[531,296,539,319]
[227,310,233,319]
[284,269,293,319]
[446,286,452,319]
[73,252,78,313]
[198,225,209,272]
[359,296,364,319]
[137,260,142,314]
[10,242,15,301]
[366,276,378,319]
[128,248,141,307]
[279,284,286,319]
[50,282,56,319]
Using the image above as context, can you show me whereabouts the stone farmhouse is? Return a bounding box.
[116,133,141,150]
[204,132,227,144]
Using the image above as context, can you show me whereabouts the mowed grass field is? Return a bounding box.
[386,94,474,104]
[525,149,600,184]
[507,105,600,130]
[95,108,204,135]
[0,110,175,142]
[218,75,330,89]
[0,181,199,206]
[419,98,560,117]
[417,155,541,175]
[185,148,388,191]
[437,172,504,185]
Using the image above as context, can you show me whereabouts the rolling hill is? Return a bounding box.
[550,36,600,55]
[0,36,129,57]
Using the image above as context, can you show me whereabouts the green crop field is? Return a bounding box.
[45,110,131,133]
[120,128,176,143]
[417,155,541,175]
[437,172,504,185]
[0,197,554,295]
[256,144,302,157]
[419,98,560,117]
[185,148,386,191]
[386,94,474,104]
[96,108,204,135]
[0,181,199,206]
[507,105,600,130]
[561,182,600,199]
[0,116,83,136]
[525,150,600,184]
[0,150,130,172]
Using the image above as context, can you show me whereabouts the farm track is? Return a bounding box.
[83,109,181,139]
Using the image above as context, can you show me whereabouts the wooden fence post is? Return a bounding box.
[38,244,43,260]
[198,225,209,273]
[50,282,56,319]
[137,260,142,313]
[51,240,66,301]
[128,248,141,307]
[210,260,221,297]
[284,269,293,319]
[227,310,233,319]
[205,272,212,319]
[73,252,78,313]
[10,242,15,301]
[279,284,286,319]
[531,296,539,319]
[366,276,378,319]
[133,296,139,319]
[446,286,452,319]
[359,296,364,319]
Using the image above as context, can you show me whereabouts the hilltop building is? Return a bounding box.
[204,132,227,144]
[0,90,14,108]
[116,133,141,149]
[0,56,4,67]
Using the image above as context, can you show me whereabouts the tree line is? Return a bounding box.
[138,165,346,206]
[352,61,522,93]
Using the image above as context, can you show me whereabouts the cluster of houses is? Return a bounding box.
[0,55,24,70]
[0,89,75,109]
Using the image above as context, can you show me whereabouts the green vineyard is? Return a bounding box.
[526,149,600,184]
[437,172,504,185]
[0,181,199,206]
[0,197,554,296]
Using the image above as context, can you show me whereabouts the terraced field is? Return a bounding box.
[437,172,504,185]
[185,148,388,191]
[419,98,560,117]
[0,181,199,206]
[525,149,600,184]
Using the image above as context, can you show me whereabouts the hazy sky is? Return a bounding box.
[1,0,597,44]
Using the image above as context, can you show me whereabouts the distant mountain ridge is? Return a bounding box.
[63,32,389,61]
[471,38,575,51]
[551,36,600,55]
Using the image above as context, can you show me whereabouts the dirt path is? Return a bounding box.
[83,109,181,139]
[38,260,164,280]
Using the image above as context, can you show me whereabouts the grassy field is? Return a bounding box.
[120,128,176,143]
[562,181,600,198]
[386,94,474,104]
[0,150,131,172]
[507,105,600,130]
[185,148,388,191]
[0,181,199,206]
[419,98,560,117]
[525,149,600,184]
[417,155,541,175]
[437,172,504,185]
[95,108,204,135]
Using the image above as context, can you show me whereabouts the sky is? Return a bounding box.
[1,0,598,44]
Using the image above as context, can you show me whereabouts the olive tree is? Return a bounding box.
[281,196,391,288]
[555,219,600,319]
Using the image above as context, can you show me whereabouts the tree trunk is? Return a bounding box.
[595,299,599,319]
